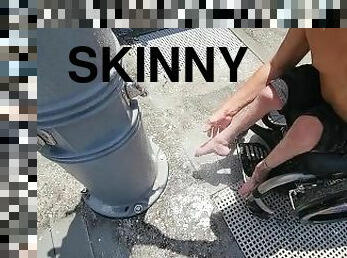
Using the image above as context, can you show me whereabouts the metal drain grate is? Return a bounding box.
[135,28,245,77]
[212,187,347,258]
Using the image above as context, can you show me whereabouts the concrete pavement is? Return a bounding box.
[38,28,294,258]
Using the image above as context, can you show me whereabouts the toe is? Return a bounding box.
[239,178,258,198]
[238,183,251,197]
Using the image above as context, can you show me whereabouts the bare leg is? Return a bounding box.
[239,115,324,197]
[195,86,283,157]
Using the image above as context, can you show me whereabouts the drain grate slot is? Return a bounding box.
[212,187,347,258]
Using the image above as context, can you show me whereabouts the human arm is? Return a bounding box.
[207,29,310,135]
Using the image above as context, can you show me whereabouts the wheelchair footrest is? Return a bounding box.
[237,143,269,178]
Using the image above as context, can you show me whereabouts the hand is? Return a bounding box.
[238,160,271,197]
[204,109,233,137]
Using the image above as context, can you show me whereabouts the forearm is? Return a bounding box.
[219,29,309,117]
[220,62,282,115]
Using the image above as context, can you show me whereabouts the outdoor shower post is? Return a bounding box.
[37,29,168,218]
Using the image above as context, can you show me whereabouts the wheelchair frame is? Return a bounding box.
[238,113,347,223]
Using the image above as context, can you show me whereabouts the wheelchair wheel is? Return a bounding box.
[293,179,347,223]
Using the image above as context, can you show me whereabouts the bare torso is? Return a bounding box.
[305,29,347,122]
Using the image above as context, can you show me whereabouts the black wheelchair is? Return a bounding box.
[237,112,347,223]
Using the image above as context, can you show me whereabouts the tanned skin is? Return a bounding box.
[306,29,347,121]
[204,29,347,133]
[195,29,347,197]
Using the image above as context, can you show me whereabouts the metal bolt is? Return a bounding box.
[80,188,88,194]
[37,136,45,147]
[38,130,56,146]
[37,136,46,152]
[134,204,143,214]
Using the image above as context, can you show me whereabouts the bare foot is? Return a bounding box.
[239,161,271,198]
[194,136,231,157]
[238,177,262,198]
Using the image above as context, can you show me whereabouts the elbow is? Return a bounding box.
[265,61,284,84]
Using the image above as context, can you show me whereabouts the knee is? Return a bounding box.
[256,86,284,110]
[288,115,324,152]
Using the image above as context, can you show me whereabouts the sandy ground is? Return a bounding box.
[38,29,290,257]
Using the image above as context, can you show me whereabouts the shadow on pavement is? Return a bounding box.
[193,154,243,189]
[47,199,243,258]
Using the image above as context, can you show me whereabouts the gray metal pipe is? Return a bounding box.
[37,29,168,217]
